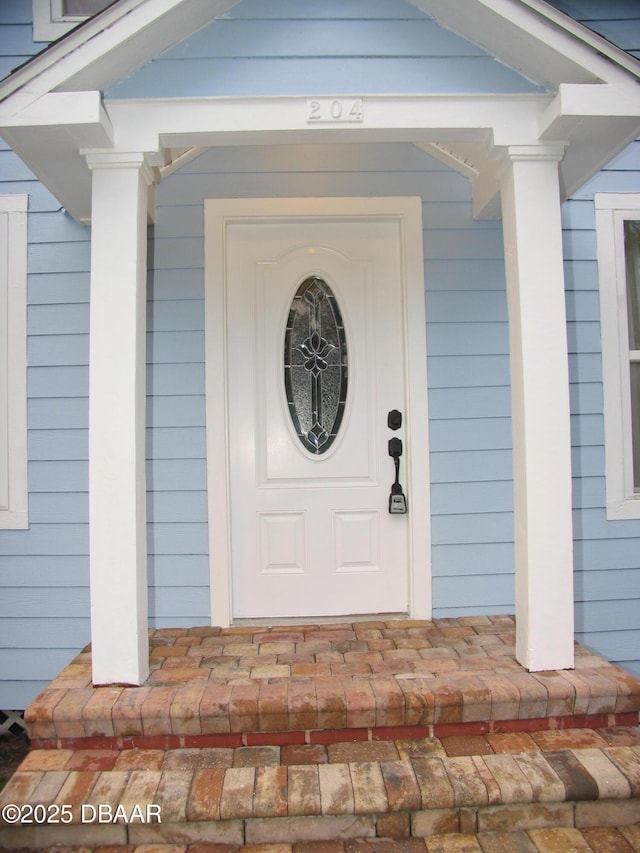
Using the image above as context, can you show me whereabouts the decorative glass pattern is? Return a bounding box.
[284,277,348,454]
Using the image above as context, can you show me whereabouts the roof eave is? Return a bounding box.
[409,0,640,90]
[0,0,242,116]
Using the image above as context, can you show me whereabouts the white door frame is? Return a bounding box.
[204,196,431,628]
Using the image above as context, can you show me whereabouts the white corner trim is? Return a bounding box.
[0,195,28,530]
[595,192,640,520]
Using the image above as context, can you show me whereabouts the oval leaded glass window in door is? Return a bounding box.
[284,276,348,454]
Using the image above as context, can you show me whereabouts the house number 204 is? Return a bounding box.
[306,98,364,123]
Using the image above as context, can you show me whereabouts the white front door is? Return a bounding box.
[205,198,431,623]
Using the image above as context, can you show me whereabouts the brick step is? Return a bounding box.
[23,618,640,749]
[1,727,639,850]
[17,825,640,853]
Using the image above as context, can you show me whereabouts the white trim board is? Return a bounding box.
[203,197,431,628]
[0,195,28,530]
[4,87,639,225]
[595,192,640,520]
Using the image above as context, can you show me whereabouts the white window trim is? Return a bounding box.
[0,195,28,530]
[32,0,89,42]
[595,192,640,520]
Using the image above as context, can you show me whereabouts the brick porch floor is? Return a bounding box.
[24,615,640,749]
[2,615,640,850]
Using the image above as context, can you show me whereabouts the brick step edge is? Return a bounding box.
[2,743,639,837]
[28,711,640,751]
[8,826,640,853]
[24,664,640,744]
[1,800,640,850]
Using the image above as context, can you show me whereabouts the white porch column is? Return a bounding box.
[86,152,153,686]
[499,144,574,671]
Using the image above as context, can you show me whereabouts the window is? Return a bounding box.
[62,0,113,13]
[625,220,640,492]
[0,196,28,530]
[595,193,640,519]
[32,0,113,42]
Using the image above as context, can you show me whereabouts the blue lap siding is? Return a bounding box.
[0,0,638,706]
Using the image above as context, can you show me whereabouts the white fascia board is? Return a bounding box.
[58,0,242,94]
[409,0,640,90]
[540,83,640,140]
[0,93,551,224]
[0,125,94,221]
[517,0,640,83]
[538,83,640,200]
[104,94,552,153]
[0,92,114,221]
[0,90,113,221]
[1,0,148,106]
[559,116,640,201]
[0,91,113,147]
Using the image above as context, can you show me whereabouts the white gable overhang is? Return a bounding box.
[0,0,639,221]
